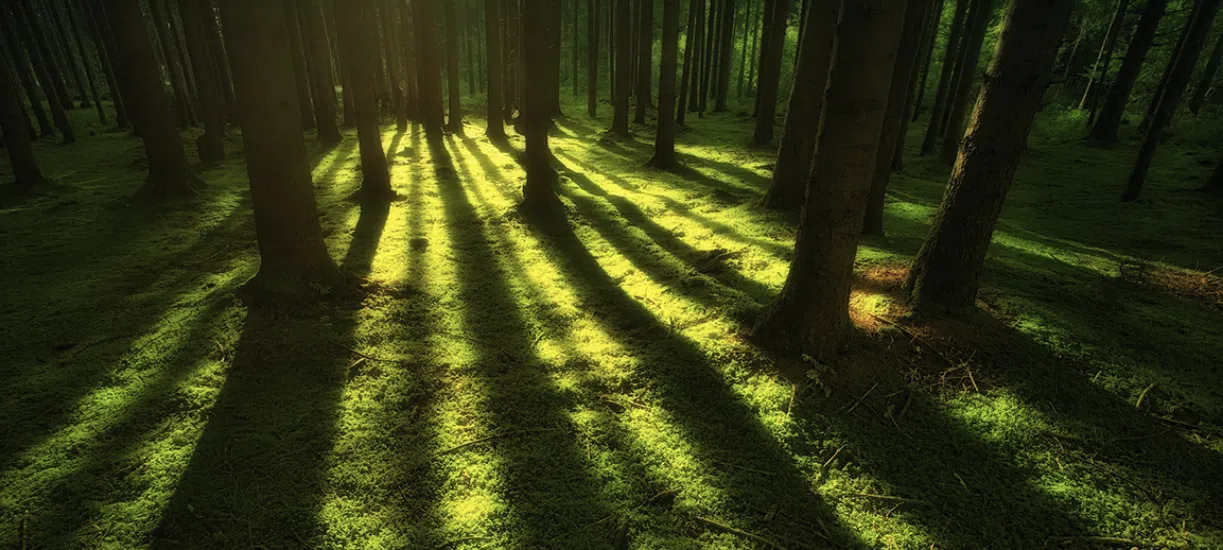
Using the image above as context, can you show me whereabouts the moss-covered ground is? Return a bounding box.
[2,100,1221,549]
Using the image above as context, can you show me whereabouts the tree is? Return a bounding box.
[0,11,54,139]
[215,0,344,298]
[905,0,1073,314]
[82,0,130,128]
[379,0,407,132]
[148,0,197,128]
[1189,29,1223,114]
[0,48,47,185]
[676,0,698,125]
[486,0,507,138]
[1089,0,1167,142]
[416,0,445,137]
[7,0,74,143]
[609,0,632,135]
[336,0,394,200]
[863,0,934,235]
[750,0,790,145]
[104,0,200,197]
[588,0,600,117]
[919,0,969,155]
[283,0,315,130]
[300,0,343,144]
[445,0,464,132]
[713,0,734,111]
[760,0,837,212]
[938,0,993,165]
[180,0,227,164]
[1123,0,1221,202]
[521,0,564,216]
[634,0,654,124]
[1079,0,1130,116]
[648,0,680,168]
[64,1,106,124]
[752,0,908,360]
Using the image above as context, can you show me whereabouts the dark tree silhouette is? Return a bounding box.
[750,0,789,145]
[938,0,993,165]
[905,0,1073,314]
[1189,29,1223,114]
[283,0,315,130]
[0,10,54,139]
[83,0,129,128]
[0,48,48,185]
[753,0,908,360]
[301,0,343,144]
[416,0,445,136]
[588,0,600,117]
[337,0,393,200]
[713,0,734,112]
[1079,0,1129,116]
[180,0,226,164]
[919,0,969,155]
[215,0,345,298]
[63,1,105,123]
[8,0,74,143]
[521,0,564,217]
[634,0,653,124]
[609,0,632,135]
[445,0,464,132]
[648,0,680,169]
[1090,0,1167,142]
[486,0,507,139]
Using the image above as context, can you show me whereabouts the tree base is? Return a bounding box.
[239,265,356,305]
[645,154,679,170]
[135,172,203,201]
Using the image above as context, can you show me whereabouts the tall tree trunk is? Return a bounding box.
[180,0,226,164]
[301,0,342,144]
[337,0,394,199]
[906,0,1072,314]
[199,0,237,121]
[713,0,734,111]
[753,0,908,360]
[548,0,564,116]
[698,0,717,113]
[416,0,445,136]
[467,0,478,96]
[750,0,789,145]
[1139,15,1191,133]
[505,0,521,121]
[1123,0,1221,202]
[487,0,507,138]
[151,0,198,127]
[0,50,48,184]
[760,0,837,212]
[676,0,697,124]
[1089,0,1165,141]
[215,0,344,297]
[283,0,315,130]
[909,0,944,122]
[379,0,406,132]
[573,0,581,96]
[1079,0,1129,113]
[0,11,55,138]
[64,2,104,122]
[26,0,75,110]
[588,0,600,117]
[104,0,200,197]
[894,0,944,169]
[9,0,75,142]
[1188,28,1223,114]
[634,0,653,123]
[687,0,705,111]
[609,0,632,134]
[864,0,933,235]
[938,0,992,165]
[46,0,89,105]
[400,0,420,120]
[521,0,563,216]
[919,0,968,155]
[82,0,129,128]
[738,0,754,99]
[445,0,464,131]
[648,0,680,168]
[746,0,759,96]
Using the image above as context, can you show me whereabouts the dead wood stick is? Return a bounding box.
[842,492,932,507]
[694,516,788,550]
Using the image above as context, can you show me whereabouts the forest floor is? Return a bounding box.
[2,100,1222,550]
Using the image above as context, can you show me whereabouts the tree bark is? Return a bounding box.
[0,10,54,138]
[634,0,653,123]
[416,0,446,136]
[676,0,697,125]
[104,0,200,197]
[909,0,944,123]
[64,1,105,122]
[487,0,507,138]
[337,0,393,199]
[1139,15,1190,133]
[1089,0,1167,142]
[46,0,89,106]
[738,0,753,99]
[505,0,521,121]
[198,0,237,120]
[760,0,837,212]
[180,0,226,164]
[698,0,717,113]
[445,0,463,131]
[713,0,734,111]
[22,0,74,111]
[863,0,933,236]
[1123,0,1221,202]
[283,0,315,130]
[750,0,789,145]
[609,0,632,134]
[82,0,129,128]
[215,0,344,297]
[686,0,705,111]
[0,50,48,184]
[301,0,342,144]
[754,0,908,360]
[905,0,1073,315]
[648,0,679,168]
[9,0,75,142]
[919,0,968,155]
[588,0,600,117]
[938,0,992,165]
[746,0,759,96]
[521,0,563,216]
[149,0,198,127]
[1188,27,1223,114]
[1079,0,1129,114]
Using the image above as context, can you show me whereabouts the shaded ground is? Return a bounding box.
[1,100,1221,549]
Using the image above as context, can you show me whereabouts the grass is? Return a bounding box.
[1,97,1221,549]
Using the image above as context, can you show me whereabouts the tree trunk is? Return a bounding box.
[520,0,563,216]
[746,0,759,96]
[0,10,55,138]
[909,0,944,123]
[1139,15,1190,132]
[760,0,837,212]
[505,0,521,121]
[547,0,564,116]
[687,0,705,111]
[905,0,1073,315]
[894,0,944,169]
[64,2,105,122]
[378,0,407,132]
[1079,0,1129,113]
[588,0,600,117]
[215,0,344,297]
[104,0,200,197]
[445,0,463,131]
[83,0,129,128]
[199,0,237,121]
[487,0,507,138]
[149,0,198,127]
[938,0,992,165]
[9,0,75,142]
[1089,0,1166,142]
[468,0,479,96]
[713,0,734,111]
[648,0,679,168]
[282,0,315,130]
[46,0,89,106]
[1188,28,1223,114]
[634,0,653,123]
[180,0,226,164]
[738,0,753,99]
[416,0,445,136]
[864,0,933,235]
[337,0,393,199]
[572,0,581,96]
[400,0,421,120]
[0,50,47,184]
[750,0,789,145]
[301,0,342,144]
[22,0,74,111]
[1123,0,1221,202]
[609,0,632,134]
[676,0,697,125]
[919,0,968,155]
[753,0,908,360]
[698,0,717,113]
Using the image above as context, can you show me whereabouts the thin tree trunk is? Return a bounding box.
[521,0,563,216]
[713,0,734,111]
[149,0,197,127]
[746,0,759,96]
[676,0,697,124]
[938,0,992,165]
[1123,0,1221,202]
[9,0,74,142]
[83,0,129,128]
[919,0,968,155]
[379,0,407,132]
[1090,0,1166,142]
[1,10,55,138]
[750,0,790,145]
[445,0,463,131]
[0,50,48,184]
[337,0,393,199]
[634,0,653,123]
[65,2,105,123]
[416,0,445,136]
[698,0,717,113]
[687,0,705,111]
[301,0,342,144]
[1188,28,1223,114]
[467,0,478,96]
[504,0,520,121]
[284,0,315,130]
[400,0,420,120]
[648,0,680,168]
[906,0,1072,314]
[738,0,753,99]
[909,0,944,122]
[1139,16,1190,133]
[609,0,632,134]
[588,0,600,117]
[753,0,908,360]
[1079,0,1129,113]
[47,0,90,110]
[180,0,226,164]
[1060,18,1085,82]
[760,0,837,211]
[487,0,507,138]
[573,0,581,96]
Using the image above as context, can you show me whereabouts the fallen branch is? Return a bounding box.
[1048,535,1136,547]
[842,492,932,507]
[694,516,787,550]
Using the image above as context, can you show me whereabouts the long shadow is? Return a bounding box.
[427,139,616,547]
[524,217,856,547]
